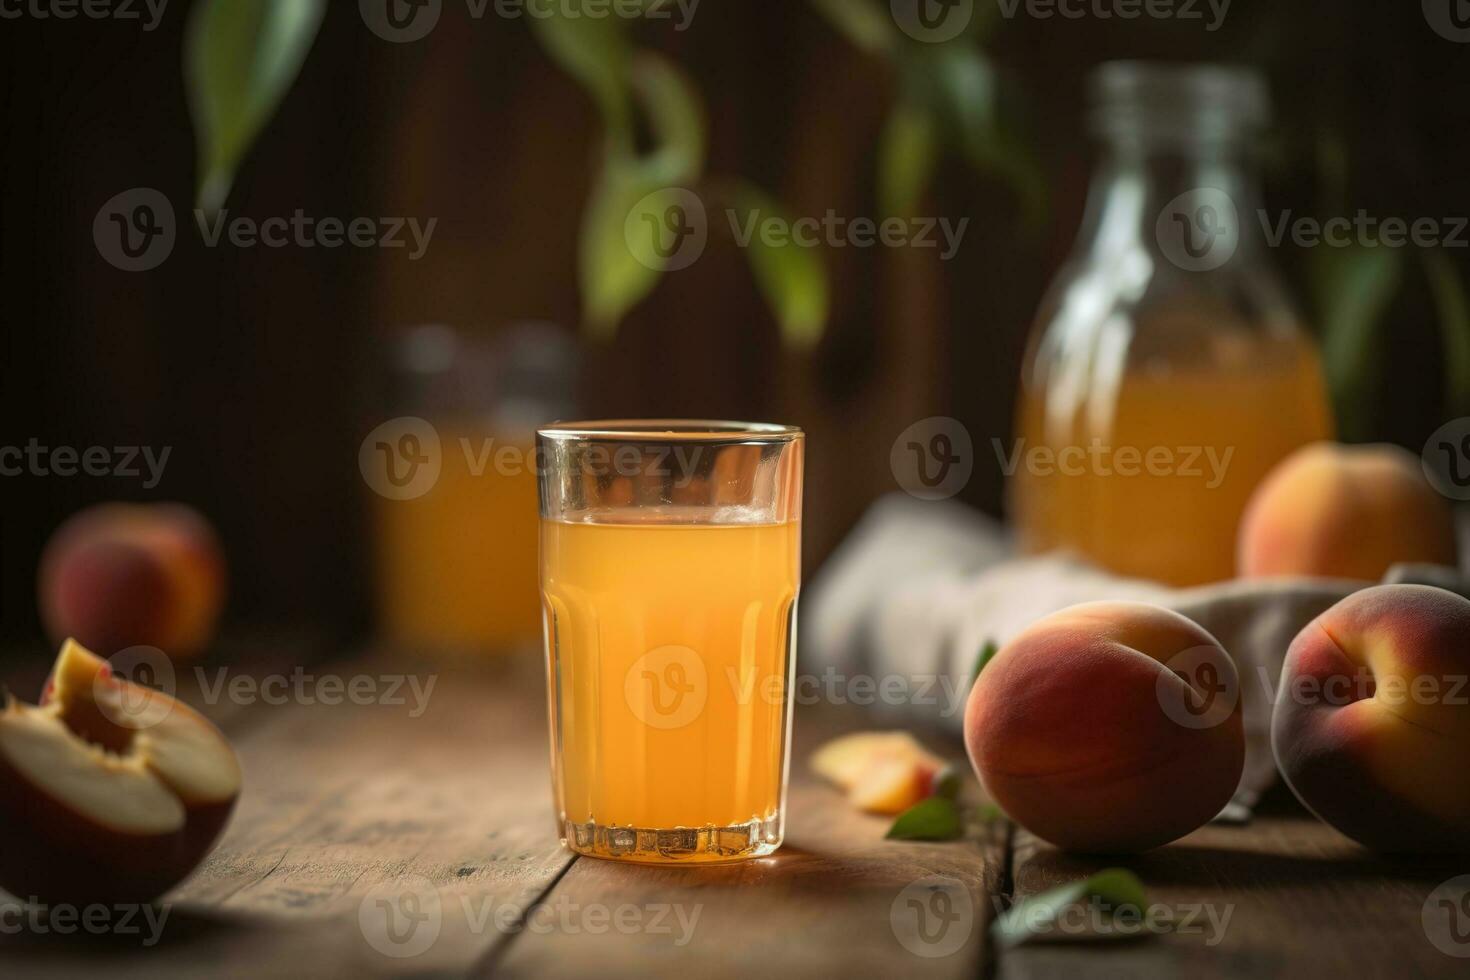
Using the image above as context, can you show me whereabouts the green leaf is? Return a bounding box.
[970,640,999,687]
[932,765,961,800]
[1424,249,1470,419]
[537,24,708,340]
[1314,127,1350,214]
[919,45,1046,228]
[729,183,830,349]
[808,0,895,54]
[973,802,1005,826]
[886,796,964,841]
[185,0,326,214]
[924,44,996,153]
[992,869,1149,948]
[1310,244,1404,441]
[878,100,939,219]
[529,3,634,149]
[631,53,706,184]
[579,159,674,338]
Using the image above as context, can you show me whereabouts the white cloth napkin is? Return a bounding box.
[803,493,1466,816]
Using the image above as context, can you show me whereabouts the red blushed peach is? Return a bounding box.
[1238,442,1456,581]
[1272,584,1470,853]
[964,602,1245,853]
[39,503,226,661]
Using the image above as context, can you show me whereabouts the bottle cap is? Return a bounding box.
[1090,61,1270,146]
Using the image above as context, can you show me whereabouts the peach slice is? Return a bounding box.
[848,755,936,815]
[811,731,945,815]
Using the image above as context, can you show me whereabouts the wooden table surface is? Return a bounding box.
[2,647,1467,979]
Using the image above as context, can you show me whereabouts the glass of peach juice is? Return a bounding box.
[538,421,803,863]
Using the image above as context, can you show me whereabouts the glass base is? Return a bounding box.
[561,813,783,864]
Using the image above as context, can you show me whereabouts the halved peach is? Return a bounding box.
[0,640,241,904]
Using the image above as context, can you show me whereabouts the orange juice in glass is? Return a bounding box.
[539,421,803,862]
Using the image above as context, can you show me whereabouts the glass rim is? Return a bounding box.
[537,419,803,443]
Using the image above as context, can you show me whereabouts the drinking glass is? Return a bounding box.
[538,420,803,862]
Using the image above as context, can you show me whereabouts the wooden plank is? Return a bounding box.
[0,652,573,978]
[491,715,1004,980]
[12,643,1465,979]
[1001,798,1469,980]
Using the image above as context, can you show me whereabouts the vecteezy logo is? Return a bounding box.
[360,0,442,43]
[1423,875,1470,957]
[890,417,975,500]
[1424,0,1470,42]
[624,188,708,271]
[94,645,178,730]
[1422,417,1470,501]
[890,0,973,42]
[890,876,973,958]
[1156,188,1239,272]
[1438,436,1470,485]
[93,188,176,272]
[359,417,442,501]
[1157,645,1239,730]
[911,434,959,488]
[359,876,443,959]
[625,645,707,730]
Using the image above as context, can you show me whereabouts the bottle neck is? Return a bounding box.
[1077,143,1266,261]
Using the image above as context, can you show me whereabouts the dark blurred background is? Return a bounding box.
[3,0,1468,654]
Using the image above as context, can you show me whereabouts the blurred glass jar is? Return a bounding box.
[1010,63,1333,586]
[372,323,577,655]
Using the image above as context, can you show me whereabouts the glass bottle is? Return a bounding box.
[1010,63,1333,586]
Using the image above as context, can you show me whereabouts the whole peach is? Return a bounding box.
[1238,442,1456,581]
[39,503,226,660]
[1272,584,1470,852]
[964,601,1244,853]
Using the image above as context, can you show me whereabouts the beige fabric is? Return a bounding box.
[803,494,1458,816]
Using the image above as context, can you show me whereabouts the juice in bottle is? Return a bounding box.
[1014,328,1332,585]
[1010,64,1334,586]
